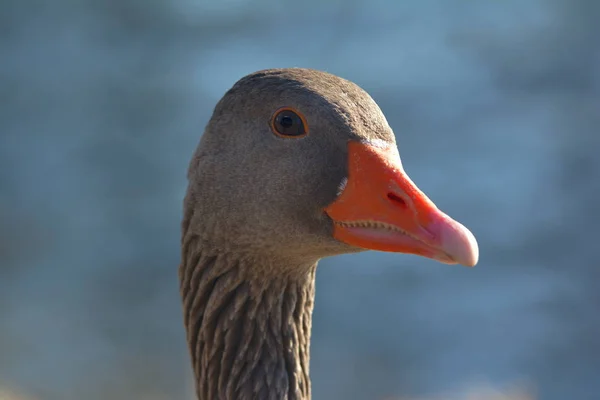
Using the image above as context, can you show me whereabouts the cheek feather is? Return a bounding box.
[336,177,348,197]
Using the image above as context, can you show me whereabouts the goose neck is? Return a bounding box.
[179,243,317,400]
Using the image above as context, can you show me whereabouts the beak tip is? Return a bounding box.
[456,226,479,267]
[437,217,479,268]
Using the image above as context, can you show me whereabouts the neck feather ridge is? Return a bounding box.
[180,233,316,400]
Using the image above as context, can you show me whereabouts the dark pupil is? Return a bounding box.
[276,111,305,136]
[280,115,294,128]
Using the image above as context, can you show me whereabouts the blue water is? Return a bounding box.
[1,0,599,399]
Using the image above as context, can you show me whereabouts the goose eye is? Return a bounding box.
[271,108,308,138]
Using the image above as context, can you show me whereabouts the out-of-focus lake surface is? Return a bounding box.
[1,0,599,399]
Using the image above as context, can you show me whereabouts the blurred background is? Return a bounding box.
[1,0,599,399]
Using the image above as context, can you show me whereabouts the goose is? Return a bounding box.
[179,68,479,400]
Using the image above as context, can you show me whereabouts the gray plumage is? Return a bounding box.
[180,68,424,400]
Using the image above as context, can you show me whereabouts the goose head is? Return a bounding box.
[186,68,478,268]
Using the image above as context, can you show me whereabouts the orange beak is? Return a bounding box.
[325,141,479,267]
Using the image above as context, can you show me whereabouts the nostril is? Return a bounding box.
[387,192,407,208]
